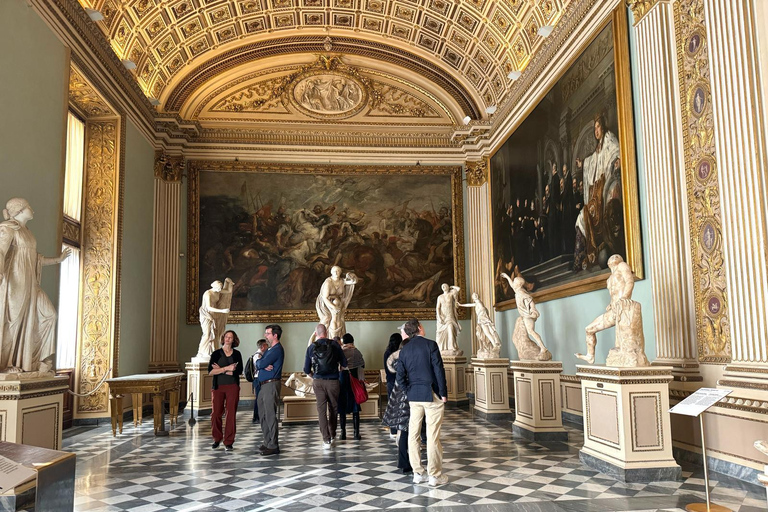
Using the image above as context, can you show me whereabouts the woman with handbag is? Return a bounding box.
[339,333,365,440]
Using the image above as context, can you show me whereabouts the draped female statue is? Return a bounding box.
[315,266,357,339]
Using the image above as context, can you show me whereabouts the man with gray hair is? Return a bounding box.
[304,324,347,449]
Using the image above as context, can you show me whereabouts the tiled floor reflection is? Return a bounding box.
[63,408,766,511]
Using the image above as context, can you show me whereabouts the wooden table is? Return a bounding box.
[106,373,184,437]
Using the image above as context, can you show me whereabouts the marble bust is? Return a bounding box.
[316,265,357,339]
[195,278,234,360]
[435,283,463,356]
[459,293,502,359]
[501,273,552,361]
[0,198,69,375]
[575,254,650,367]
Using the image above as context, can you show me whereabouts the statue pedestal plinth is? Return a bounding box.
[471,358,513,420]
[282,393,380,424]
[185,360,212,414]
[442,355,468,407]
[576,365,681,482]
[510,361,567,442]
[0,375,68,450]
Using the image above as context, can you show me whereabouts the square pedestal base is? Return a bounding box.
[472,358,513,420]
[510,361,568,442]
[282,394,380,424]
[443,355,468,407]
[577,365,681,483]
[0,375,68,450]
[186,360,213,414]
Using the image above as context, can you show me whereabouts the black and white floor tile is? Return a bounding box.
[63,408,767,512]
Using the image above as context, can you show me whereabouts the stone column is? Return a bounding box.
[148,154,183,373]
[704,0,768,390]
[628,0,701,385]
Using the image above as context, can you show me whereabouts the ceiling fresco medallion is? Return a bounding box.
[288,69,368,119]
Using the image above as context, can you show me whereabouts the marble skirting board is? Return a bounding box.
[673,446,763,486]
[580,451,682,483]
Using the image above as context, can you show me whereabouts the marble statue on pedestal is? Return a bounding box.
[285,372,315,397]
[436,283,463,356]
[0,198,69,375]
[501,273,552,361]
[459,293,501,359]
[195,278,233,359]
[316,265,357,339]
[575,254,650,367]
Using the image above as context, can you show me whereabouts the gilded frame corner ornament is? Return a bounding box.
[492,6,643,311]
[186,161,466,324]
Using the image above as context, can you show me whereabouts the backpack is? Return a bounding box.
[311,340,337,375]
[244,356,255,383]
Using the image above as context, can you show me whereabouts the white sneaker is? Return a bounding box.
[429,474,448,486]
[322,441,332,450]
[412,472,426,484]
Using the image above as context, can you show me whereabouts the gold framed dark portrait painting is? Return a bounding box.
[491,7,643,309]
[187,161,465,323]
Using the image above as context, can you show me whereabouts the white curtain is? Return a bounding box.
[64,112,84,222]
[56,245,80,370]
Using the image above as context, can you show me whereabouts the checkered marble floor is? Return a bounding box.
[63,408,766,512]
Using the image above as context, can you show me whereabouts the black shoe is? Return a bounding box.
[225,444,234,451]
[340,430,347,440]
[260,447,280,456]
[402,468,413,475]
[211,441,221,449]
[259,444,267,451]
[353,433,362,440]
[252,417,259,424]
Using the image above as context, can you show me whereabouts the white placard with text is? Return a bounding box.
[669,388,732,417]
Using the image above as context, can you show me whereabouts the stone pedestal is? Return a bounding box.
[185,360,213,414]
[0,375,69,450]
[442,355,468,407]
[282,394,380,424]
[510,361,567,441]
[472,358,513,420]
[577,365,681,482]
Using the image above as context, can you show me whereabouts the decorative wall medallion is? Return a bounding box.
[695,156,713,182]
[690,84,708,117]
[700,221,716,253]
[707,295,721,315]
[289,71,366,118]
[686,31,703,56]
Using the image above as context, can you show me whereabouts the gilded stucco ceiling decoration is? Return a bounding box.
[69,65,116,117]
[79,0,570,121]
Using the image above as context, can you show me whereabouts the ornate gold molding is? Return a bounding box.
[69,66,115,117]
[465,160,488,187]
[77,119,121,414]
[674,0,731,363]
[627,1,662,24]
[154,152,185,182]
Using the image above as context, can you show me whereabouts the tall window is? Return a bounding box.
[56,112,85,370]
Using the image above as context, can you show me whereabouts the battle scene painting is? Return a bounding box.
[187,162,465,323]
[491,14,642,308]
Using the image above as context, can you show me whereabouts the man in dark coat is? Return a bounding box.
[396,318,448,486]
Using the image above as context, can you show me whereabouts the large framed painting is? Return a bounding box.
[187,161,465,323]
[491,7,642,309]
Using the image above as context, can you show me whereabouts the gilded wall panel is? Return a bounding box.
[674,0,730,363]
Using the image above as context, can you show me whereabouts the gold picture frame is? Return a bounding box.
[491,7,643,311]
[186,160,466,323]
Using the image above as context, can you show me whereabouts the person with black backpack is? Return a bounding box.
[303,323,347,450]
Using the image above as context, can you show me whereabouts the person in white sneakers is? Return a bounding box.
[395,318,449,486]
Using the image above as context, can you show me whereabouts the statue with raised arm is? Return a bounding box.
[436,283,462,356]
[575,254,650,367]
[0,198,70,374]
[501,273,552,361]
[195,278,233,359]
[316,265,357,339]
[459,293,501,359]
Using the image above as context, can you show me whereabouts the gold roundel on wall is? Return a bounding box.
[698,219,718,254]
[694,155,715,183]
[686,30,704,57]
[689,82,709,118]
[286,69,369,120]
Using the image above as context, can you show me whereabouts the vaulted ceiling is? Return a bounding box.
[76,0,570,150]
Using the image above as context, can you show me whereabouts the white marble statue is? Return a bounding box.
[195,278,234,359]
[285,372,315,397]
[316,265,357,339]
[501,273,552,361]
[575,254,650,367]
[459,293,502,359]
[436,283,462,356]
[0,198,69,375]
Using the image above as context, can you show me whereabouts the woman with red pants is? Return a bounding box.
[208,330,244,451]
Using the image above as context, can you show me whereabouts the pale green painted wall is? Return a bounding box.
[494,7,656,375]
[118,120,155,376]
[0,0,68,304]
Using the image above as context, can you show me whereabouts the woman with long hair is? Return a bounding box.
[339,332,365,440]
[383,332,402,437]
[208,330,244,451]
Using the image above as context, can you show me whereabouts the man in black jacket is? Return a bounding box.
[396,318,448,486]
[304,324,347,450]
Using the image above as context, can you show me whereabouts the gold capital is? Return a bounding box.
[465,160,488,187]
[626,0,661,25]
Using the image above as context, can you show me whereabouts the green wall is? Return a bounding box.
[495,7,656,375]
[0,0,68,304]
[118,119,155,376]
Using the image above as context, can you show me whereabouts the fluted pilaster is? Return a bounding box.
[465,160,495,357]
[632,1,700,382]
[148,155,183,372]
